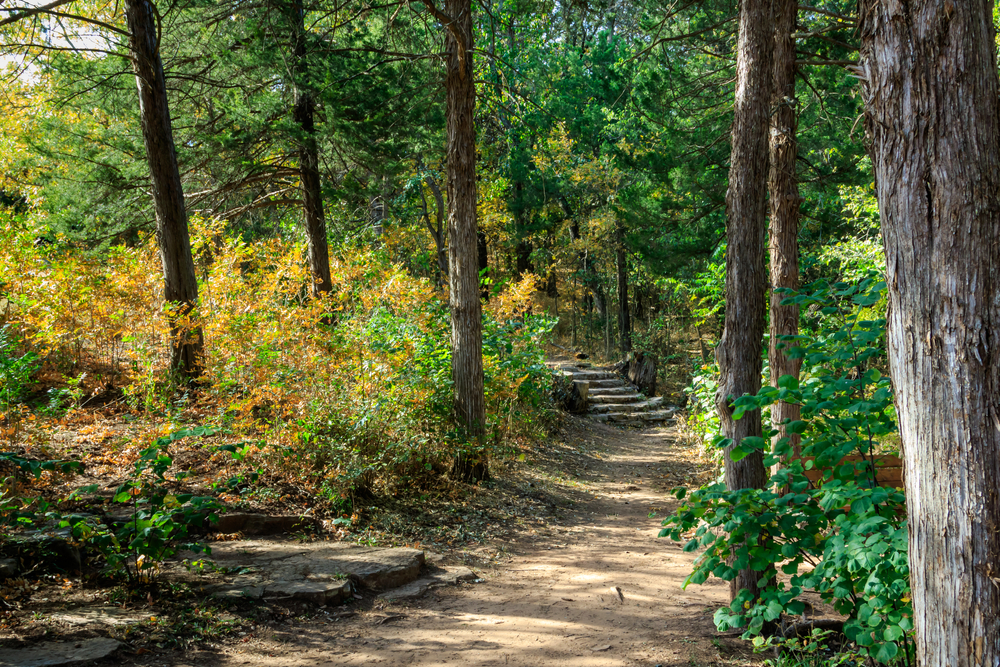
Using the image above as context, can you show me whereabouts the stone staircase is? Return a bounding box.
[549,361,679,427]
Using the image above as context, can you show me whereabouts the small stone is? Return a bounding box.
[0,558,17,579]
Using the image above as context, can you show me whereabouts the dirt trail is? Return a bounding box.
[127,419,751,667]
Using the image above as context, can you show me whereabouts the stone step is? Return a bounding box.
[587,386,635,397]
[588,378,626,389]
[589,397,664,414]
[640,408,679,421]
[204,540,427,603]
[588,409,678,426]
[561,369,618,381]
[589,393,644,405]
[587,413,645,427]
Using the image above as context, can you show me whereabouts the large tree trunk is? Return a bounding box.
[125,0,203,378]
[439,0,487,482]
[288,0,332,296]
[859,2,1000,665]
[615,223,631,354]
[767,0,801,462]
[715,0,771,604]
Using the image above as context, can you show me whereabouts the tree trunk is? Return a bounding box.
[616,224,631,354]
[715,0,771,604]
[478,230,489,301]
[768,0,801,463]
[515,240,532,278]
[568,205,605,323]
[440,0,488,482]
[859,2,1000,665]
[422,172,449,282]
[124,0,203,379]
[288,0,332,296]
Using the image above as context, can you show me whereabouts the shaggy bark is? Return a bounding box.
[125,0,203,378]
[768,0,801,460]
[615,224,631,353]
[859,1,1000,665]
[478,230,489,300]
[715,0,772,603]
[428,0,488,481]
[288,0,332,296]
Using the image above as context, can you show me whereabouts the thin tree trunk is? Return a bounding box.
[288,0,332,297]
[615,224,631,354]
[478,230,489,301]
[125,0,203,379]
[715,0,771,604]
[768,0,801,464]
[424,173,450,280]
[859,1,1000,665]
[435,0,487,481]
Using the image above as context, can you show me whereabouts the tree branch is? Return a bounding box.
[0,0,78,27]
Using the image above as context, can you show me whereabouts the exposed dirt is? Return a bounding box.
[85,417,760,667]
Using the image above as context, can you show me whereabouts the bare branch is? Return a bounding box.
[0,0,78,27]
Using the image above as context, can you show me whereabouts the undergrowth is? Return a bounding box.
[0,211,556,584]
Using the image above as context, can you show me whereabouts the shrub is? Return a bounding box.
[0,212,555,499]
[661,274,913,665]
[0,325,39,411]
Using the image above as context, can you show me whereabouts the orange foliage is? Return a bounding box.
[0,212,552,495]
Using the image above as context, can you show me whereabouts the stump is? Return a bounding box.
[614,352,657,397]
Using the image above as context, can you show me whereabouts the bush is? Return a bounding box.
[0,212,555,499]
[2,429,219,587]
[661,274,913,665]
[0,325,39,411]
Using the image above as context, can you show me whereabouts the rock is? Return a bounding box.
[0,638,121,666]
[266,579,352,605]
[0,558,17,579]
[12,529,82,573]
[49,608,144,627]
[378,565,478,600]
[204,540,426,604]
[552,375,589,414]
[210,513,317,536]
[342,548,425,590]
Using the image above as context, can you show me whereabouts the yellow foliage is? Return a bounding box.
[0,210,551,494]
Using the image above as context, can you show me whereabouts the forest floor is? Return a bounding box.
[80,416,758,667]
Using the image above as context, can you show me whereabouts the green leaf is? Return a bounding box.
[777,375,798,390]
[787,420,808,435]
[874,640,899,663]
[728,448,748,462]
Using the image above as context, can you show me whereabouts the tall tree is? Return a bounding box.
[859,1,1000,665]
[125,0,203,377]
[421,0,487,481]
[714,0,772,603]
[286,0,332,296]
[767,0,800,457]
[1,0,205,377]
[616,222,632,354]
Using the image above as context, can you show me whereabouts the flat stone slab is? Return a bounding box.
[203,540,425,603]
[378,566,478,600]
[0,638,121,666]
[49,608,145,627]
[590,398,664,414]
